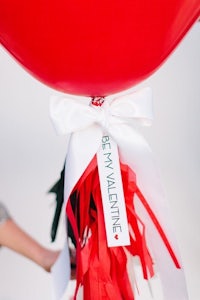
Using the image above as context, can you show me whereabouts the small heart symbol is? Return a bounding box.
[114,234,119,240]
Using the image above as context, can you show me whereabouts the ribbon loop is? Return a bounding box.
[111,87,153,125]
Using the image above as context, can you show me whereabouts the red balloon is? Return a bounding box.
[0,1,199,97]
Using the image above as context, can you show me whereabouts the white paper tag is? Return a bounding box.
[97,135,130,247]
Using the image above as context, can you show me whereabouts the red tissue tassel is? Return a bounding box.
[66,156,180,300]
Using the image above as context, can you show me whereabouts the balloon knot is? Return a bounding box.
[91,97,105,107]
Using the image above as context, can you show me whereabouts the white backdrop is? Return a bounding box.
[0,22,199,300]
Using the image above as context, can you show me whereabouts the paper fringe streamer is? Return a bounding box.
[66,155,180,300]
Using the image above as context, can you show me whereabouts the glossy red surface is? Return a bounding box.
[0,0,199,96]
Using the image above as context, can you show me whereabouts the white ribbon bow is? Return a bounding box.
[50,87,153,135]
[50,87,188,300]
